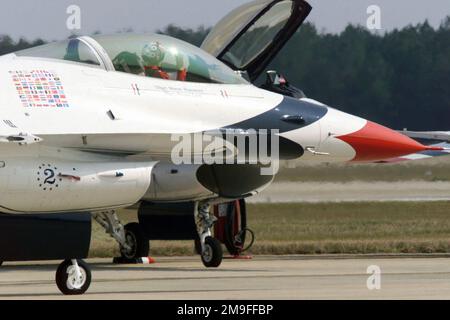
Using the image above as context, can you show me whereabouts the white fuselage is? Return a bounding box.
[0,54,364,158]
[0,54,394,214]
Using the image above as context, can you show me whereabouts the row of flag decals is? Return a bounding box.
[10,70,69,108]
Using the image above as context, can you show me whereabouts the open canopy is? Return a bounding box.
[201,0,312,81]
[15,34,248,85]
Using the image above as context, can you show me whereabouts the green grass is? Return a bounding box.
[245,202,450,254]
[89,202,450,257]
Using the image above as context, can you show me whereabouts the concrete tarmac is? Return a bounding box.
[1,255,450,299]
[249,181,450,203]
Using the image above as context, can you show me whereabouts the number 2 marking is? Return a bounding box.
[44,169,56,185]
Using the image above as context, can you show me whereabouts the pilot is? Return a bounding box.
[141,42,187,81]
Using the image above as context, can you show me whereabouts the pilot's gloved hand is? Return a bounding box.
[113,51,144,75]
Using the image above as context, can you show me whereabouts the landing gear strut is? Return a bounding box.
[195,202,223,268]
[56,259,91,295]
[93,211,149,260]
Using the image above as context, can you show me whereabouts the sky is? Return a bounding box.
[1,0,450,41]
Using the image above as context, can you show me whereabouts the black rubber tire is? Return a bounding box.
[120,223,150,259]
[224,199,247,256]
[201,237,223,268]
[56,259,91,295]
[0,261,3,266]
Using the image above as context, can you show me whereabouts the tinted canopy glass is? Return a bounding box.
[201,0,273,58]
[221,1,293,69]
[93,34,248,84]
[16,39,101,67]
[201,0,312,81]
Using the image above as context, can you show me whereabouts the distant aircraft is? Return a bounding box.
[383,131,450,162]
[0,0,443,294]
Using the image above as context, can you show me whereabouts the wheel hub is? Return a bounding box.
[121,232,137,259]
[66,265,86,290]
[202,244,213,263]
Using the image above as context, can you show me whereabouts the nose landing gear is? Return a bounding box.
[195,202,223,268]
[56,259,91,295]
[201,236,223,267]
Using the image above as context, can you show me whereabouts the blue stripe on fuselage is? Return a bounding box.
[216,96,328,160]
[224,96,328,133]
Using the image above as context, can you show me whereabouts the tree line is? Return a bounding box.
[2,21,450,130]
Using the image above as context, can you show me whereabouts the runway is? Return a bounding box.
[249,181,450,203]
[1,255,450,299]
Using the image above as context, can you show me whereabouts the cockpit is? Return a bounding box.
[14,34,248,85]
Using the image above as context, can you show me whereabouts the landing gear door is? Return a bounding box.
[201,0,312,82]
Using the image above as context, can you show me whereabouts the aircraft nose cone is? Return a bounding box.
[336,121,442,162]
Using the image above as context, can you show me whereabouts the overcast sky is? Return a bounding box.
[1,0,450,41]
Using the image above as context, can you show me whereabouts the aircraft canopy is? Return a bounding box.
[15,34,248,85]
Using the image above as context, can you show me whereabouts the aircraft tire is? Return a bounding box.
[56,259,91,295]
[224,199,247,256]
[120,223,150,259]
[201,237,223,268]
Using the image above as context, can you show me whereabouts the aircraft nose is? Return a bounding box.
[336,121,442,162]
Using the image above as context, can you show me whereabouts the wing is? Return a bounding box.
[0,120,42,146]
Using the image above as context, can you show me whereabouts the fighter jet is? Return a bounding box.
[0,0,442,295]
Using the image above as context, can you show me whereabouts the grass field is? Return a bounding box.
[89,201,450,257]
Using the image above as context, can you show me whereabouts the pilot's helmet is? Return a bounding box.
[142,42,165,66]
